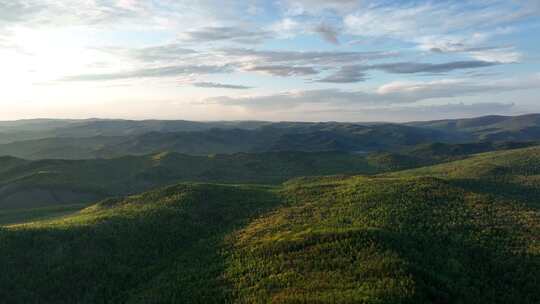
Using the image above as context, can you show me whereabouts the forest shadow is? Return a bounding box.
[0,184,283,304]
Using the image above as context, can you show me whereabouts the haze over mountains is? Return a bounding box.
[1,114,540,159]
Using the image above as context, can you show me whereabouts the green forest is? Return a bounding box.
[1,143,539,303]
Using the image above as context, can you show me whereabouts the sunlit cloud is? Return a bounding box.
[0,0,538,121]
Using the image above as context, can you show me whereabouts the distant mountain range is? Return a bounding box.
[1,114,540,159]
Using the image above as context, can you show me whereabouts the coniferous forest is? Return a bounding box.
[0,116,539,303]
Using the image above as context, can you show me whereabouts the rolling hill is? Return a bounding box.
[2,114,540,159]
[409,113,540,142]
[0,119,270,144]
[1,145,539,302]
[1,141,534,212]
[1,116,540,303]
[0,122,453,159]
[0,151,384,210]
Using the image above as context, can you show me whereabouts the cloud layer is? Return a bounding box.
[1,0,538,121]
[205,75,540,110]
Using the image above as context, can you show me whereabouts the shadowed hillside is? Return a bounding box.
[1,142,537,213]
[0,184,281,303]
[0,151,385,211]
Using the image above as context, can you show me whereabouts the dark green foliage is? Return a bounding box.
[224,176,540,303]
[0,184,281,303]
[1,144,540,302]
[1,142,534,212]
[391,145,540,181]
[0,151,385,210]
[1,120,540,303]
[0,204,86,226]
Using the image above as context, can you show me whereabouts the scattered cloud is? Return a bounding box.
[179,26,272,44]
[61,65,232,81]
[418,36,523,63]
[1,0,538,121]
[191,82,252,89]
[126,45,198,62]
[0,0,140,27]
[317,61,499,83]
[468,47,523,64]
[367,61,499,74]
[205,75,540,110]
[344,2,536,39]
[317,66,367,83]
[244,65,318,77]
[270,18,301,38]
[222,48,398,66]
[313,23,340,44]
[343,1,538,58]
[281,0,359,16]
[99,44,198,63]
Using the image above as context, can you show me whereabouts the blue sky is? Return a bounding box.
[0,0,539,121]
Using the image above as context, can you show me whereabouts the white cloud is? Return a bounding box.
[60,64,232,81]
[343,1,535,59]
[243,65,318,77]
[179,26,272,44]
[205,74,540,110]
[280,0,359,16]
[317,61,499,83]
[221,48,398,66]
[269,18,300,38]
[0,0,537,121]
[469,48,523,63]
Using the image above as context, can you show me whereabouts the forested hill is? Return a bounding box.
[0,141,534,211]
[408,113,540,141]
[0,123,450,159]
[1,144,539,303]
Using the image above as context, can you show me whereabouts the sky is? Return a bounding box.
[0,0,539,122]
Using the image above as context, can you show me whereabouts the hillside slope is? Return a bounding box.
[227,176,540,303]
[0,184,281,303]
[0,151,382,210]
[1,148,539,303]
[1,142,537,212]
[389,145,540,182]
